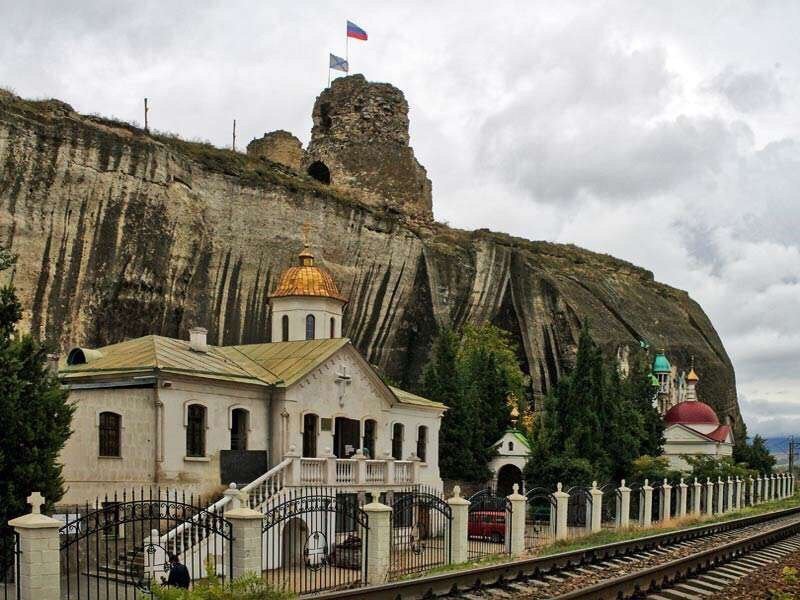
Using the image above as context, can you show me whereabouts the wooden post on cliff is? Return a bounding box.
[144,98,149,132]
[232,119,237,151]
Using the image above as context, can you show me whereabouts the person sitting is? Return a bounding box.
[162,553,190,589]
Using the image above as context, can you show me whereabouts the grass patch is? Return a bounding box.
[538,494,800,557]
[394,553,513,581]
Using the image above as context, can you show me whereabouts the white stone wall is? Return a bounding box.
[60,386,157,505]
[270,296,344,341]
[277,346,443,489]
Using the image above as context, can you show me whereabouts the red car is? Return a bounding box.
[468,511,506,543]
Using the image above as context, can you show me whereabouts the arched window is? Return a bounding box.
[363,419,376,458]
[416,425,428,462]
[392,423,404,460]
[508,441,514,451]
[281,315,289,342]
[303,413,318,458]
[305,314,316,340]
[186,404,207,457]
[99,412,121,457]
[230,408,249,451]
[330,317,336,338]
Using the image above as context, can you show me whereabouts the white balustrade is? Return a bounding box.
[365,460,387,483]
[299,458,326,483]
[335,459,356,483]
[395,461,412,483]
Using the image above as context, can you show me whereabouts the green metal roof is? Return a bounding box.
[59,335,445,409]
[652,352,672,374]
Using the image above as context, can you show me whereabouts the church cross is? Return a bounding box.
[27,491,45,515]
[335,366,352,407]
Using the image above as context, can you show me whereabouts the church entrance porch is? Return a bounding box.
[333,417,360,458]
[496,464,523,497]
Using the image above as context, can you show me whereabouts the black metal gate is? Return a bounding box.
[1,529,19,600]
[261,489,369,594]
[524,487,555,550]
[566,486,591,538]
[389,489,452,578]
[467,489,511,559]
[599,483,619,529]
[59,489,232,599]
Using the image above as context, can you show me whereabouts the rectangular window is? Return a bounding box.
[186,404,206,457]
[99,412,121,457]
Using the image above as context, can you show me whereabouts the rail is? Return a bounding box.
[311,504,800,600]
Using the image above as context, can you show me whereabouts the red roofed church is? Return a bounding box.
[653,351,734,470]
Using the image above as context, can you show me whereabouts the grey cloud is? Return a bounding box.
[706,65,784,113]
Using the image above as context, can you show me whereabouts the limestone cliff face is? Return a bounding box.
[0,79,742,434]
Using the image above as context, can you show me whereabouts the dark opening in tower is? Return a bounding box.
[307,161,331,184]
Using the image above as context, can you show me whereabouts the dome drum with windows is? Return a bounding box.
[270,248,347,342]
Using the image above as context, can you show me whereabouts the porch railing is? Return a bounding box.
[285,448,423,486]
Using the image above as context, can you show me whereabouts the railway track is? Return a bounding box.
[314,505,800,600]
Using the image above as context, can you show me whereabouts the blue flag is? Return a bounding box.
[329,53,349,72]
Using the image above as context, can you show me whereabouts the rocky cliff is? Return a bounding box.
[0,76,742,432]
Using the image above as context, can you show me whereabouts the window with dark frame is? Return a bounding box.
[281,315,289,341]
[305,314,315,340]
[363,419,376,459]
[99,411,121,457]
[416,425,427,462]
[186,404,206,457]
[392,423,404,460]
[330,317,336,338]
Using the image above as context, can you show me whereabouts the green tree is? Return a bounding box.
[685,456,754,481]
[0,248,73,528]
[423,328,488,482]
[624,352,665,457]
[733,434,776,475]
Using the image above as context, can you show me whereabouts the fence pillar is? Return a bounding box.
[692,478,702,514]
[285,445,300,485]
[705,478,714,515]
[737,477,744,507]
[791,474,795,496]
[716,478,724,513]
[755,476,762,504]
[589,481,602,533]
[508,484,526,557]
[661,479,672,521]
[642,480,653,528]
[363,501,392,584]
[678,478,687,517]
[9,492,61,600]
[782,474,788,498]
[554,483,569,540]
[227,491,264,579]
[446,486,470,564]
[618,480,631,528]
[724,477,732,512]
[770,474,776,500]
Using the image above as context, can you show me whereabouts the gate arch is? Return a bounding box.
[262,492,369,594]
[524,487,555,549]
[389,490,452,578]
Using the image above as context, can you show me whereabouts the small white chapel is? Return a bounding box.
[56,247,445,506]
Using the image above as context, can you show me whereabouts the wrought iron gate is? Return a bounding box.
[261,489,369,594]
[566,486,591,538]
[524,487,555,549]
[389,489,452,578]
[599,483,619,529]
[467,489,512,558]
[0,530,19,600]
[59,489,232,599]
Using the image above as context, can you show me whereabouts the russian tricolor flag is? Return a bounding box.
[347,20,368,41]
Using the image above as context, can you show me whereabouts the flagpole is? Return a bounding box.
[346,32,349,75]
[328,66,331,87]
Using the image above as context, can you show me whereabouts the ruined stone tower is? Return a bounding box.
[306,75,433,221]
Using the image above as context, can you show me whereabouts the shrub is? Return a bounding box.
[147,565,296,600]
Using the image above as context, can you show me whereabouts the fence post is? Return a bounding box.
[508,484,526,557]
[589,481,602,533]
[661,479,672,521]
[362,501,392,585]
[446,486,470,564]
[737,477,744,507]
[678,478,687,517]
[716,477,724,513]
[705,478,714,515]
[782,474,788,498]
[618,479,631,528]
[692,478,702,514]
[9,492,61,600]
[725,477,733,511]
[642,479,653,528]
[554,483,569,540]
[285,445,300,485]
[755,476,762,504]
[227,490,264,579]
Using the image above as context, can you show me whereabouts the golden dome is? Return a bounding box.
[686,368,699,382]
[271,249,347,303]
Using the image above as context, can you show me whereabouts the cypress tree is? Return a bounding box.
[0,248,73,528]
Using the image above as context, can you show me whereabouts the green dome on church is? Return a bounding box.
[652,351,671,374]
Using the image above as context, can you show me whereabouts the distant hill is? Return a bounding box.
[764,437,791,465]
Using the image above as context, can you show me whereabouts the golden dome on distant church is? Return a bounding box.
[271,248,347,303]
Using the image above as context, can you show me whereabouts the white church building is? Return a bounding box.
[56,248,445,506]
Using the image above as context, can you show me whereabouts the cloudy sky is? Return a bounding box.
[2,1,799,437]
